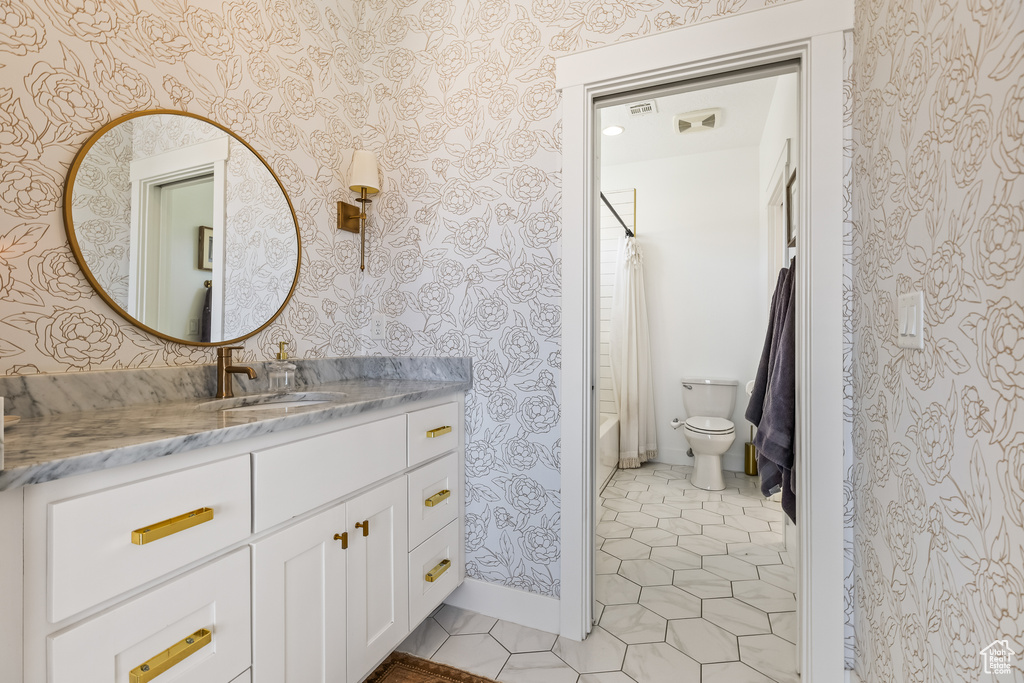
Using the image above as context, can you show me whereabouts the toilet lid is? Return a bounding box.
[684,417,735,434]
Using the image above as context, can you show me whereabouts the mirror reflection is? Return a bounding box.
[66,111,300,345]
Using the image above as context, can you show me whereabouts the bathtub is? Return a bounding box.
[597,413,619,494]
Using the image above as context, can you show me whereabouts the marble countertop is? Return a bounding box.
[0,358,471,491]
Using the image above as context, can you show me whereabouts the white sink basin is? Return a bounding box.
[196,392,347,413]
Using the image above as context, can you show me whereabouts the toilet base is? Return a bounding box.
[692,453,725,491]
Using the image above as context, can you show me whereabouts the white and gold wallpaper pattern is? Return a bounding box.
[851,0,1024,680]
[0,0,801,602]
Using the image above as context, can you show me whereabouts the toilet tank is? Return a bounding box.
[681,378,738,418]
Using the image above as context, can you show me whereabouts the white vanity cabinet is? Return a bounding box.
[8,393,465,683]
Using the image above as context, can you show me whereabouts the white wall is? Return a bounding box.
[603,147,765,470]
[598,190,634,417]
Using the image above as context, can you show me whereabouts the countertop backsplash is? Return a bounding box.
[0,356,470,419]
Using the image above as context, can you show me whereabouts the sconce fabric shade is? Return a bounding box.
[349,150,380,194]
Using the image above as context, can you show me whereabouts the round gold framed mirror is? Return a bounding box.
[63,110,301,346]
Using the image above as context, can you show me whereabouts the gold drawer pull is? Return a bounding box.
[426,425,452,438]
[130,628,211,683]
[334,532,348,549]
[425,490,451,507]
[425,559,451,583]
[355,519,369,536]
[132,507,214,545]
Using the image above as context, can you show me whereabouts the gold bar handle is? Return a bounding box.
[425,559,451,583]
[334,532,348,549]
[426,425,452,438]
[425,490,451,507]
[355,520,369,537]
[132,507,214,545]
[130,628,211,683]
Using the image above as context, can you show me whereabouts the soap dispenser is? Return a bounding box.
[268,342,296,392]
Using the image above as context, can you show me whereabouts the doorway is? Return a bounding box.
[557,18,849,682]
[592,65,800,680]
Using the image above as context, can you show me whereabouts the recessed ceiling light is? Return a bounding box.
[603,125,624,136]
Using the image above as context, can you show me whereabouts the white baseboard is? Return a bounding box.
[444,578,561,635]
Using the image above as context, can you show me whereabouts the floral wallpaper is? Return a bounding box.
[0,0,802,599]
[0,0,363,369]
[851,0,1024,680]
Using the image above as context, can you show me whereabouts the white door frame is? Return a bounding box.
[557,2,852,680]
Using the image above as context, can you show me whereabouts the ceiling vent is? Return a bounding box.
[673,108,722,134]
[627,100,658,117]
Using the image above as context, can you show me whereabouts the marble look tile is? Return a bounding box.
[769,611,797,644]
[721,495,764,508]
[672,569,733,599]
[701,661,776,682]
[666,617,739,664]
[597,520,634,539]
[499,651,579,683]
[748,530,786,550]
[701,598,772,636]
[702,501,745,516]
[552,625,627,673]
[722,514,771,533]
[674,489,721,502]
[594,600,605,623]
[614,481,650,492]
[622,642,700,683]
[758,563,796,591]
[728,542,781,566]
[612,472,639,481]
[732,580,797,613]
[615,511,659,528]
[490,620,558,653]
[649,545,702,571]
[602,498,643,513]
[600,508,618,522]
[603,487,628,499]
[432,634,509,680]
[677,508,725,525]
[397,617,449,659]
[434,605,499,635]
[596,549,622,574]
[677,534,729,556]
[701,524,751,544]
[578,672,639,683]
[617,559,674,586]
[602,538,653,560]
[600,604,668,644]
[702,555,758,583]
[638,585,701,620]
[595,574,642,605]
[656,517,702,536]
[639,503,681,518]
[662,498,705,511]
[634,475,669,486]
[625,492,666,504]
[629,527,679,547]
[738,634,799,683]
[742,506,783,523]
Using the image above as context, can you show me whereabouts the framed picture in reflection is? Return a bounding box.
[198,226,213,271]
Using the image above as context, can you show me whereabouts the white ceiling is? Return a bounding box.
[598,74,788,167]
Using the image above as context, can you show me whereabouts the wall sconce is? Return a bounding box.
[337,150,379,271]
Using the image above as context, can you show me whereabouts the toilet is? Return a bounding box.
[680,378,737,491]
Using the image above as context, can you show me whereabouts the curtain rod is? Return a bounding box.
[600,192,634,237]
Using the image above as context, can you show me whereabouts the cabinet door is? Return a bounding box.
[346,477,409,681]
[252,503,348,683]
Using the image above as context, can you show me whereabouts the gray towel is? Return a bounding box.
[745,262,796,522]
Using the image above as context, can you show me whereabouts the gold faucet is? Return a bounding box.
[215,346,257,399]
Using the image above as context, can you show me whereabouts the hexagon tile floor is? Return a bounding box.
[397,462,799,683]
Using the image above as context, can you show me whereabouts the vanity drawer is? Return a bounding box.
[408,520,461,626]
[49,548,251,683]
[408,401,459,466]
[253,414,406,532]
[48,455,251,623]
[408,452,459,550]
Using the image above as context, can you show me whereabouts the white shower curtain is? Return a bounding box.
[610,235,658,469]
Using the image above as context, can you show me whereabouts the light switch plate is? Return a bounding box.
[897,291,924,350]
